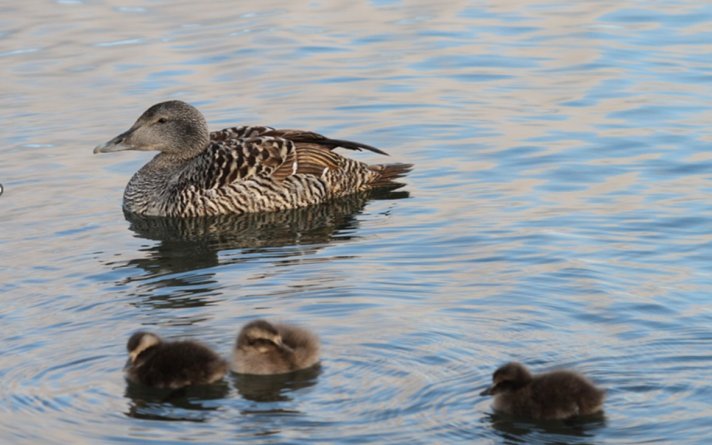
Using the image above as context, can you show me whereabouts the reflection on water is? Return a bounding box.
[232,366,321,403]
[125,381,231,422]
[124,367,320,422]
[124,190,405,253]
[108,190,407,312]
[485,412,607,445]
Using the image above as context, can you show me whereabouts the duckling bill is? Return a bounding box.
[481,362,605,420]
[94,100,412,216]
[125,332,228,389]
[232,319,320,375]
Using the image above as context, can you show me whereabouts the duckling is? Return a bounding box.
[93,100,412,217]
[125,332,228,389]
[480,362,605,420]
[232,319,320,375]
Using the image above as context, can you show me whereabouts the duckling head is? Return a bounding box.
[236,320,291,354]
[127,331,162,364]
[94,100,210,159]
[480,362,533,396]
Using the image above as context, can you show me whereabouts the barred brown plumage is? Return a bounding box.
[94,100,412,217]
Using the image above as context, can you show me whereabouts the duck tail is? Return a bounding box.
[369,163,413,189]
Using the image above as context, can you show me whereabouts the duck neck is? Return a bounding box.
[135,152,190,184]
[123,152,196,215]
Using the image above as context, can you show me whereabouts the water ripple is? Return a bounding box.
[2,0,712,443]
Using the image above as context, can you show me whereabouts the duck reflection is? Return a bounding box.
[126,189,407,250]
[485,410,607,444]
[124,380,230,422]
[232,365,321,402]
[108,189,407,310]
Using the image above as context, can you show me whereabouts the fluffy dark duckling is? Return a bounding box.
[232,319,320,375]
[125,332,228,389]
[480,362,605,420]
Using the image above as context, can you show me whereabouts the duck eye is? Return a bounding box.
[157,118,167,124]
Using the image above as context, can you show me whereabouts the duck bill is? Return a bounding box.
[480,385,495,396]
[93,129,136,154]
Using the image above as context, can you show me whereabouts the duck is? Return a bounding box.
[94,100,412,217]
[125,331,228,389]
[480,362,605,420]
[232,319,320,375]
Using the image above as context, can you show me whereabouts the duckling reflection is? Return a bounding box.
[124,380,230,421]
[125,332,228,389]
[233,366,321,402]
[232,320,320,375]
[480,362,605,420]
[485,410,606,443]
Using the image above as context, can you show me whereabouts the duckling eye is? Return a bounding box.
[156,118,167,124]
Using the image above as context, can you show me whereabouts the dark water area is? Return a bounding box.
[1,1,712,443]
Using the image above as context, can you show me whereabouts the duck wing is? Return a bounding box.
[192,126,388,189]
[210,126,387,155]
[210,125,276,141]
[260,129,388,156]
[195,135,294,189]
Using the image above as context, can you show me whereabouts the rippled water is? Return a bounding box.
[2,1,712,443]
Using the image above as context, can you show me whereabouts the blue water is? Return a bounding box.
[1,1,712,443]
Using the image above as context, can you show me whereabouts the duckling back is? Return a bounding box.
[276,322,320,371]
[232,320,320,375]
[126,335,228,389]
[497,370,604,420]
[534,371,605,419]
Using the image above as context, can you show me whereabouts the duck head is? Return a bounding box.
[237,320,292,354]
[94,100,209,159]
[126,331,161,364]
[480,362,533,396]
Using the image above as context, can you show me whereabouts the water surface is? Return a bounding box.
[1,1,712,443]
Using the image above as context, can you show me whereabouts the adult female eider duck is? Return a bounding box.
[94,100,412,217]
[480,362,605,420]
[125,331,228,389]
[232,319,320,375]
